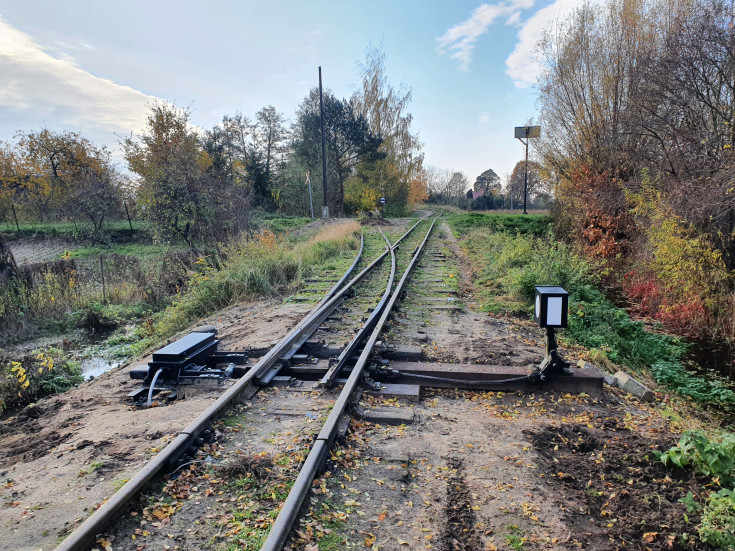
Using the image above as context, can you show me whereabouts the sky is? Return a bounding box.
[0,0,584,184]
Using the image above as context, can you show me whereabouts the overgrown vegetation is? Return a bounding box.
[130,222,360,355]
[657,431,735,548]
[536,0,735,366]
[449,213,735,415]
[0,220,359,411]
[450,212,551,238]
[454,211,735,546]
[0,348,83,412]
[0,212,317,343]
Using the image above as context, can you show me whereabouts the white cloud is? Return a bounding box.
[436,0,534,72]
[477,112,493,124]
[505,0,593,88]
[0,16,156,140]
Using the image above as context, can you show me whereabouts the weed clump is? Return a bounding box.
[0,348,83,412]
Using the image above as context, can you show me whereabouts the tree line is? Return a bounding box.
[536,0,735,343]
[0,48,427,246]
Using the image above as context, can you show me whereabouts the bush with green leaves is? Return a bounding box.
[657,431,735,547]
[656,430,735,485]
[699,488,735,548]
[651,361,735,411]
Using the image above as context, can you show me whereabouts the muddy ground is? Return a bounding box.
[0,219,704,550]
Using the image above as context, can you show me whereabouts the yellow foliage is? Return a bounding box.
[255,230,280,248]
[344,177,379,213]
[627,177,729,303]
[408,174,429,203]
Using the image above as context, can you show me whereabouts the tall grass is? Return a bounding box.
[0,249,201,343]
[151,221,361,338]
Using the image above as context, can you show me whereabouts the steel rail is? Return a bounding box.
[260,213,431,379]
[55,218,430,551]
[319,213,435,387]
[260,216,439,551]
[56,232,368,551]
[320,230,395,386]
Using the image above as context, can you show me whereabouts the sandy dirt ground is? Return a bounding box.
[0,218,695,551]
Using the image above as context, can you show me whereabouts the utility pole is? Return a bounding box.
[319,67,329,219]
[514,126,541,215]
[306,171,314,219]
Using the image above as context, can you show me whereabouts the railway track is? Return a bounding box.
[55,213,440,551]
[43,212,605,551]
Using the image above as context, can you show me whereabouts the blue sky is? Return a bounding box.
[0,0,582,184]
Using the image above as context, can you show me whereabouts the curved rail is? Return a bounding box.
[55,218,430,551]
[320,230,395,386]
[260,215,439,551]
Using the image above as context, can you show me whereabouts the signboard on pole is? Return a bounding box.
[514,126,541,139]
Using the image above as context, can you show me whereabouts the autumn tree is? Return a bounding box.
[408,169,429,204]
[473,169,501,196]
[124,103,222,248]
[14,129,106,222]
[629,0,735,268]
[0,131,124,236]
[62,146,123,236]
[352,47,424,214]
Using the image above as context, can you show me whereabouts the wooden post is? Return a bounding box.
[100,255,106,303]
[11,203,19,232]
[123,200,133,232]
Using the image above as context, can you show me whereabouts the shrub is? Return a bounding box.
[700,488,735,548]
[0,348,83,412]
[657,431,735,548]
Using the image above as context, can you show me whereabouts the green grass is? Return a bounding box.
[449,212,552,238]
[78,461,104,476]
[504,525,526,549]
[0,219,147,237]
[67,243,183,259]
[254,213,313,235]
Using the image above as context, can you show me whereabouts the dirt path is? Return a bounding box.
[0,299,312,551]
[0,220,694,551]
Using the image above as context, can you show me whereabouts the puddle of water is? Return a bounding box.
[80,357,120,380]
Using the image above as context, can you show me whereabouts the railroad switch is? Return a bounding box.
[128,328,249,405]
